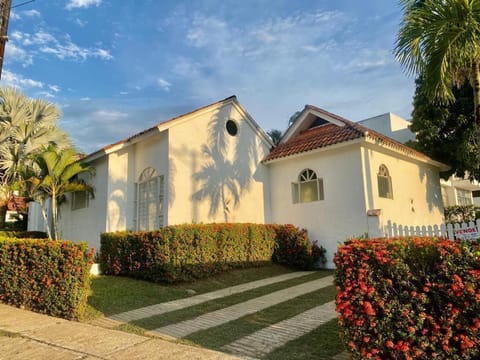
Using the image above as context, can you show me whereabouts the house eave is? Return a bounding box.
[263,137,364,164]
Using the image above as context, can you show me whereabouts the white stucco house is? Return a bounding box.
[360,112,480,208]
[29,96,449,268]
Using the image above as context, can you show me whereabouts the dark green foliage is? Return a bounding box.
[0,238,93,319]
[444,205,479,223]
[335,237,480,359]
[408,77,480,180]
[100,223,324,283]
[270,224,325,269]
[0,230,47,239]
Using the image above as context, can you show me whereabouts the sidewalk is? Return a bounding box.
[0,304,239,360]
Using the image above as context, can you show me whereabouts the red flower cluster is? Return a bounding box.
[335,237,480,359]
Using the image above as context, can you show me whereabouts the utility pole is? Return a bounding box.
[0,0,11,80]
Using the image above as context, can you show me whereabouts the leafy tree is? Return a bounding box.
[267,129,282,145]
[408,76,480,179]
[0,87,71,228]
[395,0,480,129]
[26,147,94,240]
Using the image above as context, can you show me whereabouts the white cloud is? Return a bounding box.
[6,28,112,64]
[119,91,128,95]
[80,97,91,101]
[37,91,55,98]
[49,85,61,93]
[4,42,33,67]
[0,70,43,89]
[23,9,41,17]
[75,18,87,27]
[157,78,171,91]
[66,0,102,10]
[94,110,129,120]
[9,11,21,20]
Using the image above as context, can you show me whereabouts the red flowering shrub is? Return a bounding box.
[270,224,326,269]
[100,223,324,283]
[0,238,93,320]
[335,237,480,359]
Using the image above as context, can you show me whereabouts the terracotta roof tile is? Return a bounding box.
[263,105,433,163]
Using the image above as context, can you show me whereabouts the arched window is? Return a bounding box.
[377,164,393,199]
[291,168,324,203]
[135,167,165,230]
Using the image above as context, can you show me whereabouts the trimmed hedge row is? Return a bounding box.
[335,237,480,359]
[100,223,324,283]
[0,238,93,320]
[0,230,47,239]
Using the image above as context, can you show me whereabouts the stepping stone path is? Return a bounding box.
[154,276,333,338]
[222,300,337,358]
[92,272,345,359]
[109,271,315,323]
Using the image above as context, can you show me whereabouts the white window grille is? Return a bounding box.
[292,169,324,204]
[135,167,165,231]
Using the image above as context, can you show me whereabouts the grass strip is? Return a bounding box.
[86,264,295,318]
[184,285,336,349]
[132,271,332,330]
[264,318,345,360]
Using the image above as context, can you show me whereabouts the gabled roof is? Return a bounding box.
[83,96,272,162]
[263,105,449,171]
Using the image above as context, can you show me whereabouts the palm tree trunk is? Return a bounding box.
[473,63,480,127]
[38,197,53,240]
[51,190,59,240]
[0,200,7,229]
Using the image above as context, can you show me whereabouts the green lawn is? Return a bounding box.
[86,264,345,359]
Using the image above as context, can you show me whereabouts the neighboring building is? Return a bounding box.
[265,106,447,267]
[360,112,480,209]
[359,112,416,144]
[29,97,449,268]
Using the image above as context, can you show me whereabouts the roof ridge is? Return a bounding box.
[85,95,237,159]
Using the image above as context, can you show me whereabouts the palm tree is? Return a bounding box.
[0,87,71,228]
[26,147,94,240]
[267,129,283,146]
[395,0,480,127]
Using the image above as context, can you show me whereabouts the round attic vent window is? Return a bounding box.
[226,120,238,136]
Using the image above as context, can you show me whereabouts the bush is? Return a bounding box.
[0,238,93,320]
[100,223,324,283]
[444,205,478,223]
[0,230,47,239]
[335,237,480,359]
[270,224,326,269]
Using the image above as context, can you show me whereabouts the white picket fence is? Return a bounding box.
[383,219,480,240]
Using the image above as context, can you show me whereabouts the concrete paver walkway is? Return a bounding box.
[109,271,314,323]
[222,301,336,358]
[0,304,239,360]
[154,275,333,338]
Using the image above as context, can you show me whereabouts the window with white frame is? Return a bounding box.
[135,167,165,231]
[292,169,324,203]
[456,188,472,205]
[377,164,393,199]
[71,191,88,210]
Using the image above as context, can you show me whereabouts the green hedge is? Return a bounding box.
[0,230,47,239]
[0,238,93,320]
[100,223,324,283]
[335,237,480,359]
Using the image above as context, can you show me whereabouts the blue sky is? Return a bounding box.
[0,0,414,153]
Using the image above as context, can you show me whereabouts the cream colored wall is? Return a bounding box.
[268,144,368,268]
[58,157,108,252]
[361,144,444,232]
[167,103,271,224]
